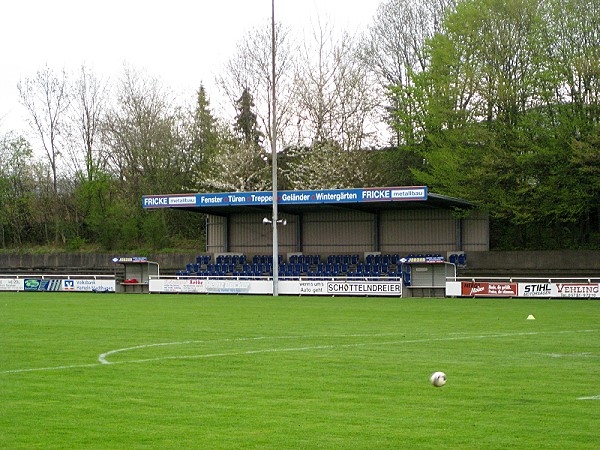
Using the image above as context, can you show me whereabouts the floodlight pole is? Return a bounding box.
[271,0,279,297]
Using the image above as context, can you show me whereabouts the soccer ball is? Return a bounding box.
[430,371,447,387]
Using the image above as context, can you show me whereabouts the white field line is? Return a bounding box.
[0,363,101,374]
[532,352,596,358]
[97,333,404,365]
[577,395,600,400]
[1,329,597,375]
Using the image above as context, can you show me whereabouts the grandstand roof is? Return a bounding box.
[142,186,475,216]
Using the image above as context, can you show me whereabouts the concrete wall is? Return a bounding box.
[0,250,598,277]
[0,253,199,274]
[459,250,600,277]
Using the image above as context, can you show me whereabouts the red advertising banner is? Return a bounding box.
[461,282,518,297]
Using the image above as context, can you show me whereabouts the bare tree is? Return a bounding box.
[293,21,380,151]
[102,66,181,196]
[217,21,297,150]
[362,0,456,87]
[360,0,456,146]
[18,65,70,193]
[68,65,108,181]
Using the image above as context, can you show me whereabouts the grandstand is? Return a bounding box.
[143,186,487,259]
[142,187,478,296]
[175,252,461,286]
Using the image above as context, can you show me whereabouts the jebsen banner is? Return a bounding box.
[142,187,428,209]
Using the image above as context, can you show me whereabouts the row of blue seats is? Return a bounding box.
[194,253,455,267]
[178,263,405,278]
[449,253,467,265]
[289,254,322,265]
[184,253,464,278]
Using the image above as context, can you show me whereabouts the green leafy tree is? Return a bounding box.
[0,133,35,247]
[389,0,599,249]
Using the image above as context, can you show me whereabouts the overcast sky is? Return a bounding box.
[0,0,381,134]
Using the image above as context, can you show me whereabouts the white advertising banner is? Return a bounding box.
[149,278,272,294]
[518,282,600,298]
[0,278,24,291]
[325,280,403,296]
[151,278,403,296]
[61,279,116,292]
[279,280,327,295]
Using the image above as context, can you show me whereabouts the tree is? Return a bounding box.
[101,66,190,249]
[68,65,108,182]
[102,66,183,196]
[362,0,454,87]
[201,137,271,192]
[179,84,222,191]
[17,66,70,193]
[362,0,456,146]
[217,21,296,150]
[234,88,264,146]
[389,0,599,248]
[283,143,382,190]
[293,22,380,151]
[18,66,71,244]
[189,85,219,157]
[0,133,34,247]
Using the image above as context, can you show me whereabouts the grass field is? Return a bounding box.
[0,293,598,449]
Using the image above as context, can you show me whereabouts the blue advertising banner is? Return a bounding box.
[24,279,62,291]
[142,187,427,209]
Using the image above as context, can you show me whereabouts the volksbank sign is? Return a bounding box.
[142,187,428,209]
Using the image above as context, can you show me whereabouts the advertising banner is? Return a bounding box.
[62,279,116,292]
[519,282,600,298]
[447,281,600,298]
[0,278,24,291]
[279,280,327,295]
[24,279,62,291]
[0,277,115,292]
[460,281,518,297]
[149,278,271,294]
[151,278,403,296]
[142,187,428,209]
[325,281,403,296]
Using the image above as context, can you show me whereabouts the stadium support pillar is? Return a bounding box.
[270,0,279,297]
[455,218,463,251]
